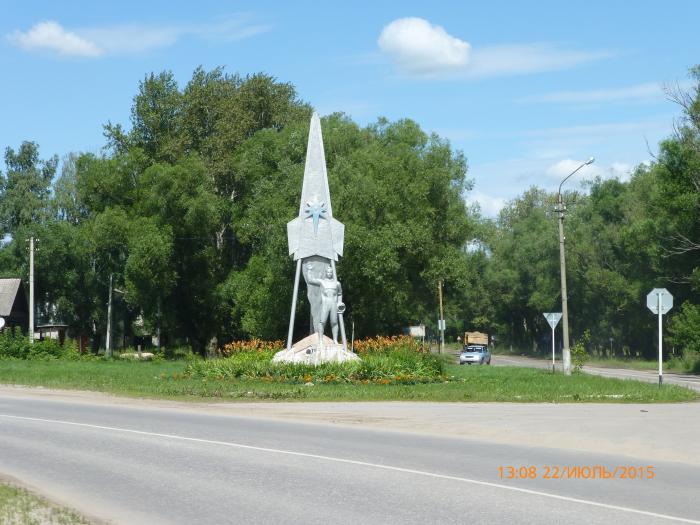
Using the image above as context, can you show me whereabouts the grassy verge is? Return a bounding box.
[585,357,663,371]
[587,356,700,374]
[0,483,91,525]
[0,359,695,402]
[490,346,699,375]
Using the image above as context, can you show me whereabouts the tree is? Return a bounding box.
[484,188,561,348]
[223,113,476,338]
[0,142,57,235]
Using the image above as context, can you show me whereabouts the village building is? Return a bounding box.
[0,278,29,331]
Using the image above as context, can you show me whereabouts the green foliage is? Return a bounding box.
[185,348,444,385]
[476,66,700,359]
[223,112,474,338]
[668,350,700,374]
[0,329,82,360]
[0,141,57,235]
[667,302,700,372]
[570,330,591,372]
[668,302,700,353]
[0,67,477,352]
[485,188,560,347]
[2,64,700,362]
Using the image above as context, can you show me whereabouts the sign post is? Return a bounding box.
[646,288,673,387]
[543,312,562,373]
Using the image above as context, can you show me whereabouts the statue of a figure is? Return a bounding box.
[304,262,343,344]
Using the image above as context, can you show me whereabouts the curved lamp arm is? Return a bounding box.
[558,157,595,197]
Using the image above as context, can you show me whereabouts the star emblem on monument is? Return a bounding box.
[303,197,328,235]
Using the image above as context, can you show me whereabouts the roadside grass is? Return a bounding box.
[0,483,91,525]
[587,355,700,374]
[585,357,662,371]
[0,359,695,403]
[490,346,699,375]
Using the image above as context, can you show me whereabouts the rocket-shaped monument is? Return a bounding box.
[275,113,358,364]
[286,113,344,261]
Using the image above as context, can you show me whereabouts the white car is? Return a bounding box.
[459,345,491,365]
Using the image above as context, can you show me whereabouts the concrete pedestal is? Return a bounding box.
[272,334,360,365]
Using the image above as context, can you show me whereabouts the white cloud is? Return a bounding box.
[546,158,598,179]
[8,16,269,57]
[8,21,102,57]
[468,154,642,207]
[519,82,664,104]
[82,17,269,54]
[378,17,470,75]
[377,18,609,79]
[466,44,611,78]
[546,158,633,183]
[78,24,179,55]
[466,190,506,218]
[523,118,672,144]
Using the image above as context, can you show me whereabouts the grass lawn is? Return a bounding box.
[0,483,91,525]
[585,357,662,371]
[584,356,700,374]
[0,359,695,403]
[490,346,699,375]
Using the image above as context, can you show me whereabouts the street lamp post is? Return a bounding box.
[557,157,594,375]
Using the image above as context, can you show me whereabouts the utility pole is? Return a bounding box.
[557,194,571,375]
[105,273,113,358]
[438,279,445,355]
[657,292,663,387]
[28,237,35,344]
[557,157,594,376]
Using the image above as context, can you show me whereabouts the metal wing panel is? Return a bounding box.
[331,218,344,258]
[287,217,301,257]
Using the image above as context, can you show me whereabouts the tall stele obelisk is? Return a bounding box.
[272,113,360,364]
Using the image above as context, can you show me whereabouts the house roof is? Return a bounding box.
[0,279,22,317]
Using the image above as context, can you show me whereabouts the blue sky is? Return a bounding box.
[1,0,698,216]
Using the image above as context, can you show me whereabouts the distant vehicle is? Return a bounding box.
[463,331,489,346]
[459,345,491,365]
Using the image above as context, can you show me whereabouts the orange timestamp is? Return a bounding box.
[498,465,655,480]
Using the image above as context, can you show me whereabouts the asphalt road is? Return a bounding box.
[492,355,700,392]
[1,393,698,524]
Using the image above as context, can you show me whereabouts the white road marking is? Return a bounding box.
[1,413,698,524]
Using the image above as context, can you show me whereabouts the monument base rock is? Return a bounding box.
[272,333,361,365]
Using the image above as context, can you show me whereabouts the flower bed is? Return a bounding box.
[188,335,442,385]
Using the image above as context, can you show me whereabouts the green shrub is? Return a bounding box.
[185,349,444,385]
[161,345,196,360]
[0,329,83,360]
[570,330,591,372]
[0,327,27,358]
[668,349,700,374]
[668,302,700,354]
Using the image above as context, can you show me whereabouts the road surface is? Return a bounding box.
[0,389,698,524]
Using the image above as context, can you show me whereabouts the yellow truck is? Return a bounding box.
[463,331,489,347]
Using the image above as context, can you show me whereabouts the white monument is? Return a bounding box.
[272,113,360,364]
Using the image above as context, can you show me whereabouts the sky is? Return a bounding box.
[1,0,698,216]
